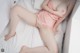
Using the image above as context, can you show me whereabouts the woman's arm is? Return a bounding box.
[53,0,76,31]
[41,0,55,14]
[41,0,67,17]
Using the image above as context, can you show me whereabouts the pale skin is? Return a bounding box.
[5,0,76,53]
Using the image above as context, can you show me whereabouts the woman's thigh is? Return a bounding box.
[11,5,37,27]
[39,27,58,52]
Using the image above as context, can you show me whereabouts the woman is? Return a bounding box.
[5,0,76,53]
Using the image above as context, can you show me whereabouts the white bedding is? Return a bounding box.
[0,0,66,53]
[0,0,9,35]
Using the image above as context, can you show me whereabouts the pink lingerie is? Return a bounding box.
[36,1,66,29]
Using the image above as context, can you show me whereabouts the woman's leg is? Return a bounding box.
[5,5,37,41]
[5,5,58,53]
[19,46,49,53]
[5,8,20,41]
[20,26,58,53]
[39,27,58,53]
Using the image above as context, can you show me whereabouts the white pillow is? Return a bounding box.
[33,0,44,10]
[0,0,10,35]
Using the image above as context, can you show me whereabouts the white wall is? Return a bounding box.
[63,0,80,53]
[68,2,80,53]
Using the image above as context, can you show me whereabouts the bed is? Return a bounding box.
[0,0,68,53]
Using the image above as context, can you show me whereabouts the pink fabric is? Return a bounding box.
[36,1,61,29]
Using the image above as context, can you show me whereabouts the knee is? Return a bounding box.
[10,5,20,15]
[49,49,58,53]
[19,46,27,53]
[49,48,58,53]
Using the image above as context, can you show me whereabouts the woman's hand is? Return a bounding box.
[41,0,55,14]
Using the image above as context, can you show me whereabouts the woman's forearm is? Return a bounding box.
[41,0,54,14]
[42,5,54,14]
[41,0,63,17]
[42,5,62,17]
